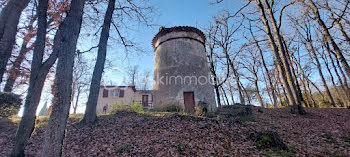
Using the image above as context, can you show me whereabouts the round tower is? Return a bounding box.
[152,26,216,112]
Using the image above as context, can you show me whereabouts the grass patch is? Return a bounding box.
[262,147,295,157]
[249,131,288,151]
[116,144,131,153]
[141,111,173,117]
[321,132,337,144]
[238,115,256,122]
[340,135,350,143]
[172,143,189,154]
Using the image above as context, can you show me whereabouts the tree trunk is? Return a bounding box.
[232,64,245,105]
[321,49,344,106]
[10,0,54,156]
[325,42,350,103]
[306,0,350,79]
[263,0,304,114]
[306,40,336,107]
[250,28,277,108]
[40,0,85,156]
[224,49,244,105]
[3,41,32,92]
[4,15,36,92]
[73,86,81,114]
[220,86,230,105]
[255,79,264,107]
[335,20,350,45]
[256,0,305,114]
[81,0,115,125]
[0,0,31,84]
[305,77,318,107]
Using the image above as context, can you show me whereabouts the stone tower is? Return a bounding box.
[152,26,216,112]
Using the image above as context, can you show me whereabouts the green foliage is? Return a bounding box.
[250,131,288,151]
[257,136,274,149]
[172,143,188,153]
[131,102,143,113]
[278,99,288,107]
[116,144,131,153]
[321,132,337,144]
[0,92,22,118]
[111,102,143,113]
[194,106,203,116]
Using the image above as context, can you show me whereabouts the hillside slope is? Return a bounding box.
[1,107,350,156]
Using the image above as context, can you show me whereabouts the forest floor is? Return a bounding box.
[1,106,350,156]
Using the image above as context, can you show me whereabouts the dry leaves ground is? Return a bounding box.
[1,107,350,156]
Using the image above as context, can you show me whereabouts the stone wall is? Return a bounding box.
[152,26,217,112]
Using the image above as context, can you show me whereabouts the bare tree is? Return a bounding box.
[71,53,90,114]
[0,0,31,84]
[247,21,278,108]
[10,0,57,156]
[3,15,36,92]
[81,0,116,125]
[40,0,85,155]
[255,0,305,114]
[302,0,350,79]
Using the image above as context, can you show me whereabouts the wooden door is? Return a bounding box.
[142,95,148,107]
[183,92,195,113]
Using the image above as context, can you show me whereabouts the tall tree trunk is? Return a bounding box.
[254,79,264,107]
[305,77,318,107]
[232,65,244,105]
[321,49,344,106]
[4,41,33,92]
[306,40,336,107]
[40,0,85,156]
[263,0,304,114]
[73,86,81,114]
[306,0,350,79]
[282,37,304,105]
[81,0,115,125]
[250,27,277,108]
[220,86,230,105]
[256,0,305,114]
[228,84,235,105]
[0,0,31,84]
[4,15,36,92]
[10,0,55,156]
[324,42,350,101]
[224,50,244,105]
[335,20,350,45]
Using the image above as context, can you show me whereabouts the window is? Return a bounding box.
[103,89,108,97]
[119,90,124,97]
[110,89,119,97]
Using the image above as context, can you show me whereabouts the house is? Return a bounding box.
[96,86,153,114]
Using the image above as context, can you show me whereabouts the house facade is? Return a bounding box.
[96,86,153,114]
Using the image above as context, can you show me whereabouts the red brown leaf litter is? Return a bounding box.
[1,107,350,156]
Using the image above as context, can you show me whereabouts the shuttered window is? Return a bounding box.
[119,90,124,97]
[103,89,108,98]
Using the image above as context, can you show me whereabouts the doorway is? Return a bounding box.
[183,92,195,113]
[142,95,149,107]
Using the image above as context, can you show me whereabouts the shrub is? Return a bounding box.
[0,92,22,118]
[111,101,127,113]
[249,131,288,150]
[111,102,143,113]
[131,102,143,113]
